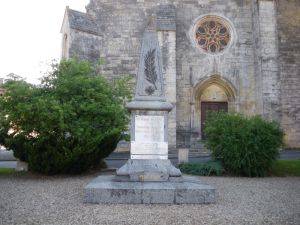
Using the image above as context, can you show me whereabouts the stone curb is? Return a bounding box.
[0,150,16,161]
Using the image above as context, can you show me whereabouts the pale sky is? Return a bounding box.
[0,0,89,84]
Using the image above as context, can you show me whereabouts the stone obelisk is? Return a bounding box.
[116,18,181,182]
[84,17,216,204]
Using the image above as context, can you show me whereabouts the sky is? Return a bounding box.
[0,0,89,84]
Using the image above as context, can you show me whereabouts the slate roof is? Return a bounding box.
[67,8,101,35]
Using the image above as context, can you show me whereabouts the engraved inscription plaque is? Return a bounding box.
[135,115,164,142]
[131,115,167,159]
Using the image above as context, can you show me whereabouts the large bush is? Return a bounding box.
[204,112,283,177]
[0,59,131,174]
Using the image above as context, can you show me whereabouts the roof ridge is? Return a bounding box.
[66,7,101,36]
[67,7,86,15]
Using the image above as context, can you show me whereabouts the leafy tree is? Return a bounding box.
[5,73,24,82]
[0,59,131,174]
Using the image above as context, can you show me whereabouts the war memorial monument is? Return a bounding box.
[84,19,216,204]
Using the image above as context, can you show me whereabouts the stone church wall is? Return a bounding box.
[256,0,281,123]
[79,0,262,151]
[175,0,259,148]
[277,0,300,148]
[69,30,102,63]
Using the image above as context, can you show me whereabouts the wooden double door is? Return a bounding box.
[201,101,228,139]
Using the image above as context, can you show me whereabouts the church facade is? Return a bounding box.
[61,0,300,155]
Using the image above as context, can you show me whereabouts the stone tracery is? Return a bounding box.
[195,16,231,54]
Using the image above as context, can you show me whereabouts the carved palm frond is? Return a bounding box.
[144,49,157,90]
[145,86,155,95]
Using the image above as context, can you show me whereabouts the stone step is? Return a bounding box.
[84,175,216,204]
[190,142,206,149]
[109,149,210,159]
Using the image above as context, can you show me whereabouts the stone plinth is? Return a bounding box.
[178,148,189,163]
[117,159,181,182]
[84,175,215,204]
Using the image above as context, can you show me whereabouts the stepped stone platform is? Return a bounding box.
[84,175,216,204]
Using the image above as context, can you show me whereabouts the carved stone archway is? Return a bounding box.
[190,75,237,138]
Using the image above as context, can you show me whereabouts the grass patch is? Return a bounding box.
[271,160,300,177]
[179,160,300,177]
[179,161,224,176]
[0,168,15,175]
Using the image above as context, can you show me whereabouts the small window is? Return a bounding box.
[62,34,68,58]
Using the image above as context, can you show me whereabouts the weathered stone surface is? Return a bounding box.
[156,4,176,31]
[126,101,173,111]
[277,0,300,148]
[116,159,181,182]
[84,175,216,204]
[126,15,170,110]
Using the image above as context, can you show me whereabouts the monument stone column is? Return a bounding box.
[116,17,181,182]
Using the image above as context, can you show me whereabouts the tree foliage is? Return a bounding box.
[0,59,132,174]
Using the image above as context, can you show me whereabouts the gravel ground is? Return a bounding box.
[0,172,299,225]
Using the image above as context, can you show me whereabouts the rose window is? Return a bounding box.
[195,16,231,54]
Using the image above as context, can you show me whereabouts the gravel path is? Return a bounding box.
[0,172,299,225]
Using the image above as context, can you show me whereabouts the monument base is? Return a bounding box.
[116,159,182,182]
[84,175,216,204]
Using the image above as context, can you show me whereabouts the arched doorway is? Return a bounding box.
[191,75,236,140]
[200,84,228,139]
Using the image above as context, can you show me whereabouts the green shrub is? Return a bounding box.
[179,161,224,176]
[0,59,131,174]
[204,112,283,177]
